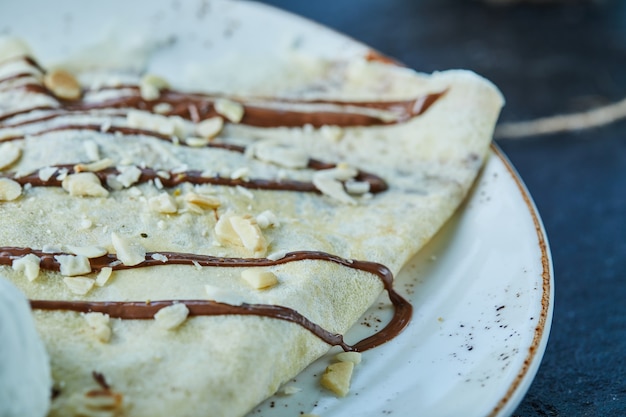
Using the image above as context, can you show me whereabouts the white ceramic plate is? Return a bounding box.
[0,1,553,416]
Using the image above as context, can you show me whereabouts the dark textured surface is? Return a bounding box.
[257,1,626,416]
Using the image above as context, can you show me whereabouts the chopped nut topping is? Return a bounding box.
[320,361,354,397]
[214,214,268,257]
[185,191,221,210]
[0,178,22,201]
[241,268,278,290]
[62,172,109,198]
[12,253,41,282]
[0,142,22,170]
[230,167,250,181]
[335,351,362,364]
[43,68,81,100]
[55,254,92,276]
[63,277,95,295]
[154,303,189,330]
[278,385,302,396]
[65,245,108,258]
[195,116,224,139]
[83,312,111,343]
[95,267,113,287]
[184,136,210,147]
[214,98,245,123]
[150,253,168,263]
[345,180,370,195]
[38,166,58,182]
[139,74,170,101]
[153,102,173,114]
[73,158,114,173]
[110,232,146,267]
[148,192,178,214]
[312,174,355,205]
[255,210,280,229]
[127,110,177,137]
[115,165,142,188]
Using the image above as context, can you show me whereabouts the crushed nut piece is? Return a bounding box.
[335,351,362,365]
[185,191,221,210]
[111,232,146,266]
[55,254,92,276]
[154,303,189,330]
[214,98,244,123]
[184,136,210,147]
[140,74,170,101]
[0,178,22,201]
[214,214,268,256]
[0,142,22,170]
[320,361,354,397]
[320,125,344,141]
[127,110,177,137]
[195,116,224,139]
[345,180,370,195]
[241,268,278,290]
[73,158,114,173]
[63,277,95,295]
[115,165,142,188]
[278,385,302,396]
[83,312,111,343]
[43,68,81,100]
[95,267,113,287]
[148,192,178,214]
[312,174,355,205]
[150,253,168,263]
[38,166,58,182]
[256,210,280,229]
[62,172,109,197]
[66,245,108,258]
[12,253,41,282]
[153,102,173,114]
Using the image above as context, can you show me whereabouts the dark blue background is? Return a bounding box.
[257,1,626,416]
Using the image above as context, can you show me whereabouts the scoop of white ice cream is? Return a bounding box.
[0,276,51,417]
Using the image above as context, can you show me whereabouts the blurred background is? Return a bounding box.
[258,1,626,416]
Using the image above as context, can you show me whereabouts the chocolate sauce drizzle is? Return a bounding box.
[5,157,387,195]
[0,55,423,351]
[3,248,412,352]
[0,57,445,128]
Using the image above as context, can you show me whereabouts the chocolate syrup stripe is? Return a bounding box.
[16,249,413,352]
[6,149,387,194]
[0,55,446,127]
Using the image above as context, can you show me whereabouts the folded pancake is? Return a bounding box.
[0,37,503,417]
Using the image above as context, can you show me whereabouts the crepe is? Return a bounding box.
[0,36,503,417]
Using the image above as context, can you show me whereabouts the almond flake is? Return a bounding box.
[62,172,109,198]
[73,158,114,173]
[0,178,22,201]
[95,267,113,287]
[335,351,362,364]
[63,277,95,295]
[140,74,170,101]
[111,232,146,266]
[148,192,178,214]
[153,102,173,114]
[38,166,58,182]
[0,142,22,170]
[241,268,278,290]
[196,116,224,139]
[320,361,354,397]
[55,254,92,276]
[185,192,221,209]
[150,253,168,263]
[214,214,267,256]
[43,68,81,100]
[12,253,41,282]
[256,210,280,228]
[65,245,107,258]
[115,165,142,188]
[154,303,189,330]
[83,312,111,343]
[127,110,176,136]
[214,98,244,123]
[312,174,355,205]
[345,180,370,195]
